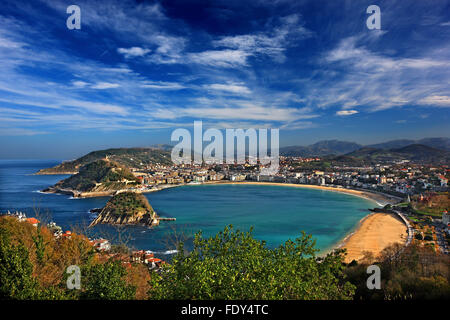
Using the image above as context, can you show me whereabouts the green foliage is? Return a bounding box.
[148,226,355,300]
[0,231,39,299]
[293,160,332,171]
[105,192,154,217]
[80,261,136,300]
[32,227,45,265]
[59,160,138,192]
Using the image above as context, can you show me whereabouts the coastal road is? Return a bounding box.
[394,210,413,247]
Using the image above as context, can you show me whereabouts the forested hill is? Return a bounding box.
[42,160,139,195]
[36,147,172,174]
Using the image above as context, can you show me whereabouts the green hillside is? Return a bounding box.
[36,147,172,174]
[52,160,139,192]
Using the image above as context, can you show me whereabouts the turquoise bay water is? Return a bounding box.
[0,160,376,254]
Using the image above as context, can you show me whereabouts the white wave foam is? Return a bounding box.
[145,249,178,255]
[159,250,178,255]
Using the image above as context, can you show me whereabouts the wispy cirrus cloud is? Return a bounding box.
[309,35,450,112]
[204,83,251,94]
[212,14,313,63]
[187,49,251,68]
[91,82,121,89]
[140,81,186,90]
[149,103,318,122]
[0,0,449,144]
[418,95,450,107]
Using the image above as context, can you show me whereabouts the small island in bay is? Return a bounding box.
[42,159,140,198]
[89,191,159,227]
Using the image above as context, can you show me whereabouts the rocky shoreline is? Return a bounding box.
[35,170,78,175]
[41,186,115,198]
[89,209,158,227]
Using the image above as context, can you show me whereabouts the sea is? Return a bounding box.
[0,159,376,255]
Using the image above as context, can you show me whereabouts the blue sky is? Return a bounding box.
[0,0,449,159]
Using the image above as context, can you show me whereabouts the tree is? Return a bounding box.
[32,227,46,265]
[148,226,355,300]
[345,243,450,300]
[80,261,136,300]
[0,232,39,299]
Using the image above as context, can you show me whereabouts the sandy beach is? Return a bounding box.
[340,212,408,263]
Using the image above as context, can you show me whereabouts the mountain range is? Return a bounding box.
[342,144,450,164]
[280,137,450,157]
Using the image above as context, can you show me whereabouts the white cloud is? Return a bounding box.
[204,83,251,95]
[0,36,23,48]
[336,110,359,116]
[418,95,450,107]
[117,47,151,58]
[0,128,48,136]
[140,81,186,90]
[311,36,450,112]
[188,50,251,68]
[61,100,129,116]
[149,104,318,122]
[146,35,186,64]
[213,14,312,63]
[325,37,447,71]
[280,121,317,130]
[72,80,89,88]
[91,82,120,89]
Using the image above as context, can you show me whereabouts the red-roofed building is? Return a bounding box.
[438,175,448,187]
[26,217,40,227]
[144,253,155,264]
[61,230,72,239]
[147,257,163,269]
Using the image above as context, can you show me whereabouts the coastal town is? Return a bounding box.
[125,155,448,197]
[3,152,449,264]
[122,155,449,256]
